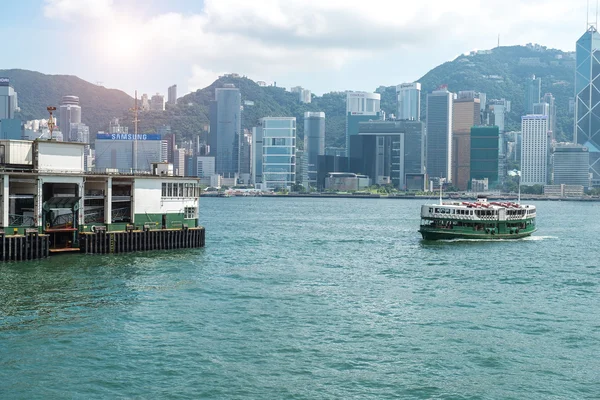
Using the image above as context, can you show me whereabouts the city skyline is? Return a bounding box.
[0,0,594,98]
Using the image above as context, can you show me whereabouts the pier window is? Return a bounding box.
[179,183,184,197]
[184,206,197,219]
[162,183,167,197]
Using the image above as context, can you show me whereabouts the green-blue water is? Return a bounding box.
[1,198,599,399]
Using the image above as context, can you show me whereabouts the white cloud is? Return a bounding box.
[43,0,113,20]
[42,0,589,95]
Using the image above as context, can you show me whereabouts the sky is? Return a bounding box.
[0,0,593,98]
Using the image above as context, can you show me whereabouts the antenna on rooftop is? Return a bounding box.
[47,106,56,140]
[497,34,500,48]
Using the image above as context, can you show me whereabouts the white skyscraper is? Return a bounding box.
[59,96,81,140]
[521,115,549,185]
[0,78,18,120]
[396,82,421,121]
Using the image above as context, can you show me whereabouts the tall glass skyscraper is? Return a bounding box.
[575,26,600,184]
[59,95,81,141]
[253,117,296,190]
[426,89,454,181]
[345,91,381,156]
[304,112,325,187]
[209,85,241,177]
[396,83,421,121]
[0,78,18,120]
[524,75,541,115]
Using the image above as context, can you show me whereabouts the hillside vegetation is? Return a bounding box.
[3,44,577,147]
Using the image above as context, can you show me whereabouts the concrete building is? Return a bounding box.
[543,184,585,197]
[150,93,165,111]
[0,119,22,140]
[295,150,308,188]
[396,82,421,121]
[355,120,425,190]
[575,26,600,185]
[167,85,177,106]
[524,75,541,114]
[324,172,369,191]
[426,89,454,182]
[141,93,150,111]
[346,91,381,157]
[209,85,241,177]
[0,77,18,120]
[59,96,81,141]
[94,133,163,172]
[252,117,296,190]
[291,86,312,103]
[239,130,252,183]
[69,122,90,143]
[452,95,481,190]
[542,93,556,140]
[304,112,325,188]
[487,98,511,133]
[552,143,590,186]
[173,147,186,177]
[470,126,500,188]
[197,156,216,178]
[521,115,549,186]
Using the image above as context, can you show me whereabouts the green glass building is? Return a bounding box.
[470,126,499,188]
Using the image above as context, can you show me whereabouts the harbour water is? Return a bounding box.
[1,198,599,399]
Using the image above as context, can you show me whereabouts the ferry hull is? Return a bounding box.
[419,228,535,241]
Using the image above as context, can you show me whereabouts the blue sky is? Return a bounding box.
[0,0,591,98]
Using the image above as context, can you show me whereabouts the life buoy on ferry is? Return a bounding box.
[91,225,96,232]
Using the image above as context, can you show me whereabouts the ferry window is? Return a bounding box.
[429,208,433,213]
[167,183,173,197]
[179,183,184,197]
[162,183,167,197]
[184,183,189,197]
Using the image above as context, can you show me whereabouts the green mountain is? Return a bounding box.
[3,44,577,147]
[0,69,133,135]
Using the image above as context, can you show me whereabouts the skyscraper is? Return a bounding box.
[521,115,549,186]
[451,94,481,190]
[304,112,325,187]
[209,85,241,177]
[552,144,590,186]
[524,75,541,114]
[345,91,381,157]
[239,130,252,184]
[426,89,454,181]
[168,85,177,106]
[575,26,600,184]
[396,83,421,121]
[253,117,296,190]
[0,77,18,120]
[150,93,165,111]
[59,96,81,141]
[470,126,500,188]
[542,93,556,140]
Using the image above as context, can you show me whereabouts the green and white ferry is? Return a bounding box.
[419,195,536,240]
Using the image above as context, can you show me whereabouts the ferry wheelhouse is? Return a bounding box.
[419,196,536,240]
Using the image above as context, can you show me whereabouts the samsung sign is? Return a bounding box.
[96,133,161,141]
[0,77,9,86]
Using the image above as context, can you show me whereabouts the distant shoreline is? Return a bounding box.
[200,193,600,202]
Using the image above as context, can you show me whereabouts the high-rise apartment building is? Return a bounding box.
[396,83,421,121]
[141,93,150,111]
[59,96,81,141]
[304,112,325,187]
[69,122,89,143]
[552,144,590,186]
[542,93,556,139]
[426,89,454,181]
[150,93,165,111]
[452,94,481,190]
[470,126,500,188]
[168,85,177,106]
[0,77,18,120]
[524,75,541,114]
[575,26,600,184]
[521,115,549,185]
[346,91,381,157]
[209,85,241,177]
[252,117,296,190]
